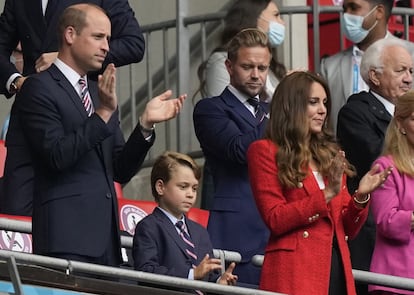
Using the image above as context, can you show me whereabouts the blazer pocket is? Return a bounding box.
[210,196,241,212]
[266,235,297,253]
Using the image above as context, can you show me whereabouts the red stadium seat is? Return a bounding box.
[114,182,124,199]
[187,207,209,228]
[0,140,6,177]
[117,198,210,236]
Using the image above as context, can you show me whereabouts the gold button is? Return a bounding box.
[298,182,303,188]
[345,235,349,241]
[303,231,309,238]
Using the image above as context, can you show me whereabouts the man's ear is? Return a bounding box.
[155,179,164,196]
[64,26,77,45]
[369,68,380,86]
[225,59,233,76]
[375,4,385,21]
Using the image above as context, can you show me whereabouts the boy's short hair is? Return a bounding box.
[151,151,201,201]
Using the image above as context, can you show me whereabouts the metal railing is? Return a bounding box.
[0,250,282,295]
[121,2,414,164]
[2,217,414,293]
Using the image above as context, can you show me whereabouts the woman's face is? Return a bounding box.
[306,82,328,134]
[257,1,285,32]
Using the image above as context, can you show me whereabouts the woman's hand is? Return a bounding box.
[324,151,346,203]
[357,164,392,196]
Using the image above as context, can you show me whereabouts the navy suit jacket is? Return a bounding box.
[0,0,145,96]
[337,90,391,273]
[15,64,153,258]
[133,207,219,282]
[193,87,269,284]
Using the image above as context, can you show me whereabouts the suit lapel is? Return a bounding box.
[221,88,265,127]
[48,65,88,118]
[154,208,193,260]
[366,91,392,123]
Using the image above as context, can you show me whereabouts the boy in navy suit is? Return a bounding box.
[132,151,237,288]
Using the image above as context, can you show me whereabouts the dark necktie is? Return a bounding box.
[175,221,197,265]
[78,78,94,117]
[247,98,265,122]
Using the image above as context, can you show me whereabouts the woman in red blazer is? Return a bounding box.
[247,71,391,295]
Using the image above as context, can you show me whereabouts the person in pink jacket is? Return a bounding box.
[247,71,392,295]
[370,90,414,295]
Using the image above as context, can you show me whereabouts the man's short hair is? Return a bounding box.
[227,28,272,62]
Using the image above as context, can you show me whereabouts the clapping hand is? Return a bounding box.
[140,90,187,128]
[357,164,392,196]
[324,151,346,203]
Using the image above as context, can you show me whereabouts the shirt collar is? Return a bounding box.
[227,84,260,105]
[54,58,83,90]
[157,206,186,227]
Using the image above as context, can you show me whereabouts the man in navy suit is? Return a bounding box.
[133,151,237,292]
[16,3,185,266]
[193,28,271,286]
[0,0,145,216]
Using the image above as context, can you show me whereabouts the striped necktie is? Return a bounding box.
[176,221,204,295]
[175,220,197,264]
[247,98,265,122]
[78,78,94,117]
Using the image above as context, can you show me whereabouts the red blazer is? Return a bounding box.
[247,139,369,295]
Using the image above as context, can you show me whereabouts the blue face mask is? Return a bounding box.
[341,5,378,44]
[260,17,285,47]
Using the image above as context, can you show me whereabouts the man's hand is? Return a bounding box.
[35,52,58,72]
[95,63,117,122]
[140,90,186,128]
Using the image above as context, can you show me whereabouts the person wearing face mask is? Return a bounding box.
[320,0,414,135]
[196,0,286,104]
[194,0,287,218]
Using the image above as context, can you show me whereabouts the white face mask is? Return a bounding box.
[260,17,285,47]
[341,5,378,43]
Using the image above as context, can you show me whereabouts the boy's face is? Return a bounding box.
[156,165,198,219]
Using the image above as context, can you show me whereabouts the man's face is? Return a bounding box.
[343,0,378,30]
[70,8,111,74]
[374,46,413,101]
[225,46,271,98]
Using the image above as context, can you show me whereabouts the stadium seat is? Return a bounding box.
[187,207,209,228]
[0,140,6,177]
[118,198,210,236]
[114,182,124,199]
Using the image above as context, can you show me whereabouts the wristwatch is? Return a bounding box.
[9,76,21,94]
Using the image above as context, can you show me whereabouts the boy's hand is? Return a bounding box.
[218,262,238,285]
[193,254,222,280]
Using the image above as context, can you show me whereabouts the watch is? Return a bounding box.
[9,76,22,94]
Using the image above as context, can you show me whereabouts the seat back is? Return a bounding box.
[118,198,210,236]
[0,140,6,177]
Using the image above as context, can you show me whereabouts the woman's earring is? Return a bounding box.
[401,129,407,135]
